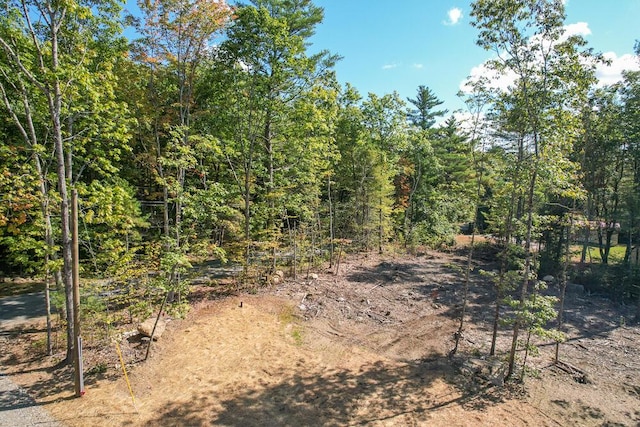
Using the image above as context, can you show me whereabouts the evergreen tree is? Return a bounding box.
[407,85,448,130]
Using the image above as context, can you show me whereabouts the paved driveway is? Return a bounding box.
[0,293,62,425]
[0,292,50,331]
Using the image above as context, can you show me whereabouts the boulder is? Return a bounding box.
[542,275,555,283]
[309,273,319,280]
[138,317,166,340]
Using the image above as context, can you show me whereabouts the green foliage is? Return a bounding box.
[79,179,148,276]
[407,85,448,130]
[504,281,564,355]
[0,144,49,275]
[401,116,475,248]
[2,0,639,379]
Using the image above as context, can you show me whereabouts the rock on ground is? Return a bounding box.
[138,317,166,340]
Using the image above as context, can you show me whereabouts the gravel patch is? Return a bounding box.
[0,373,62,427]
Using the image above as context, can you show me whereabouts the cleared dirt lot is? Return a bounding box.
[2,248,639,426]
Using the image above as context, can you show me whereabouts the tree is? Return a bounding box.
[406,85,448,130]
[580,87,626,264]
[210,0,337,274]
[449,92,490,357]
[471,0,595,380]
[0,0,128,363]
[131,0,230,293]
[401,86,450,248]
[361,92,408,253]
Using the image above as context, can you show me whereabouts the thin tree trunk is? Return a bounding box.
[507,166,538,380]
[47,19,75,364]
[378,198,383,254]
[491,191,516,357]
[0,62,60,358]
[490,292,501,356]
[36,155,55,356]
[520,329,533,382]
[154,119,170,240]
[293,228,298,280]
[449,230,474,358]
[265,118,276,273]
[328,176,334,268]
[244,154,251,271]
[404,156,422,249]
[555,219,571,362]
[450,142,484,358]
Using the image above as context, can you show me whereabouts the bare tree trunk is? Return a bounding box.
[404,157,422,249]
[555,219,570,362]
[507,167,538,380]
[53,112,74,364]
[520,329,533,382]
[265,119,277,273]
[491,196,515,357]
[36,156,56,356]
[244,155,252,273]
[490,293,501,356]
[449,230,474,358]
[293,228,298,280]
[46,18,75,364]
[328,176,334,268]
[0,59,61,358]
[378,198,383,254]
[154,122,170,240]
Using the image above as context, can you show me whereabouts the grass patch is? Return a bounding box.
[278,304,304,345]
[571,244,628,264]
[291,327,304,346]
[278,304,297,324]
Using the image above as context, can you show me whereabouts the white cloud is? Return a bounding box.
[382,63,399,70]
[563,22,591,38]
[458,22,636,95]
[596,52,640,86]
[448,110,485,136]
[444,8,463,26]
[459,62,518,94]
[528,22,591,52]
[462,49,640,96]
[413,63,424,69]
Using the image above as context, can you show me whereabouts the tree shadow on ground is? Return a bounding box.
[345,261,426,285]
[145,356,511,426]
[413,264,495,325]
[0,339,116,405]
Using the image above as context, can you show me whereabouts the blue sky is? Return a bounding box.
[307,0,640,114]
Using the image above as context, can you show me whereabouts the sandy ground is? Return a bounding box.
[2,248,639,426]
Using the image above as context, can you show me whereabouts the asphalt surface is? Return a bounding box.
[0,292,49,331]
[1,292,62,426]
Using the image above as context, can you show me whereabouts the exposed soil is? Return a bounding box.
[2,244,639,426]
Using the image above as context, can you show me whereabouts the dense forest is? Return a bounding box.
[1,0,639,376]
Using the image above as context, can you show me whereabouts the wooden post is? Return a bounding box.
[72,189,84,397]
[144,291,170,361]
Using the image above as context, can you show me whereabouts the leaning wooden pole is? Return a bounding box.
[144,291,170,361]
[72,190,84,397]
